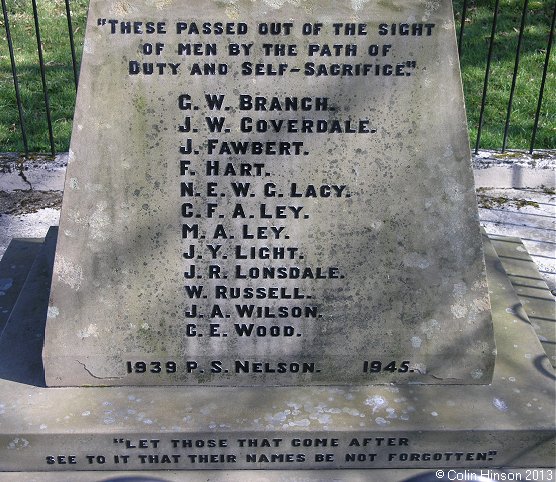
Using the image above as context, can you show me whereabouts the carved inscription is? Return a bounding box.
[91,18,436,382]
[44,0,494,387]
[42,434,503,470]
[89,13,446,383]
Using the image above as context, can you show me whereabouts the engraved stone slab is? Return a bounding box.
[1,235,554,471]
[44,0,495,386]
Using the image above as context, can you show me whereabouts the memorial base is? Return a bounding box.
[0,229,554,476]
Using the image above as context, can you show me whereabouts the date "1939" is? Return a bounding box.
[126,360,221,374]
[362,360,414,373]
[126,361,178,374]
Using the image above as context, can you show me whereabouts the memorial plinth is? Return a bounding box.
[44,0,494,387]
[0,232,553,472]
[0,0,553,476]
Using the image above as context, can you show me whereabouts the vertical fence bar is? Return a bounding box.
[475,0,500,154]
[502,0,529,152]
[458,0,468,58]
[0,2,550,155]
[1,0,29,156]
[65,0,79,90]
[31,0,55,156]
[530,1,555,154]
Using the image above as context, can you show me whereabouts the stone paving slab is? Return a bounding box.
[472,149,555,189]
[477,188,556,294]
[0,153,67,192]
[490,235,556,367]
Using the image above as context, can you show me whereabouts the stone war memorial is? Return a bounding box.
[0,0,554,479]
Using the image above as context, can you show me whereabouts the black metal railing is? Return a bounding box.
[1,0,554,156]
[2,0,80,156]
[456,0,555,155]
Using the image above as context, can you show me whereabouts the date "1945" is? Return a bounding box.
[363,360,413,373]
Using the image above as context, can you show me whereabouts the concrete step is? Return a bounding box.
[0,237,43,337]
[0,227,57,386]
[490,234,556,367]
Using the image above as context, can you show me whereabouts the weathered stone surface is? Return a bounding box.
[1,235,554,471]
[44,0,494,386]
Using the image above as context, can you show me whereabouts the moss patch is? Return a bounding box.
[477,189,541,210]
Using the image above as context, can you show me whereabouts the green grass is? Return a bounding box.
[0,0,88,154]
[453,0,555,151]
[0,0,554,153]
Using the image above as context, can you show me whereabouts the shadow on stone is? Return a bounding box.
[0,237,43,335]
[0,227,57,387]
[534,354,556,381]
